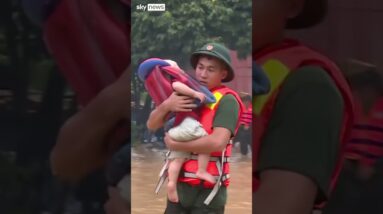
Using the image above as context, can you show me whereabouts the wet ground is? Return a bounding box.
[131,143,252,214]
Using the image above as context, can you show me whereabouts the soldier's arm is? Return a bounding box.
[147,92,196,131]
[164,127,231,153]
[254,170,317,214]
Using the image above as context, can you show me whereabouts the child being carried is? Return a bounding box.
[137,58,217,203]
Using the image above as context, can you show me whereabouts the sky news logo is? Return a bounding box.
[136,4,166,11]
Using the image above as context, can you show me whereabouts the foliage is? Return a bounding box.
[131,0,252,68]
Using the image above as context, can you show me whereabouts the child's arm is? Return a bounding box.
[172,81,205,102]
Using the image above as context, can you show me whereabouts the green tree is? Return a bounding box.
[132,0,252,69]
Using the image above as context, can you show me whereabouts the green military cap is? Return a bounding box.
[190,43,234,82]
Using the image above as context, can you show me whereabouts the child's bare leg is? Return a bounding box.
[167,158,184,202]
[196,154,216,184]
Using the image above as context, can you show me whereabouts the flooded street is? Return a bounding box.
[131,144,252,214]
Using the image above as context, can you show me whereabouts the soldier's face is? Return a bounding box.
[195,57,228,89]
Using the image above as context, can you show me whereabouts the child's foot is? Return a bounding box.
[167,181,179,203]
[196,170,216,184]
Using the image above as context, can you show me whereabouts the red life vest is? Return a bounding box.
[240,105,253,126]
[253,39,354,204]
[345,97,383,165]
[178,86,245,188]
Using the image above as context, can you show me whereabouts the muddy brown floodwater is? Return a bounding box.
[132,144,252,214]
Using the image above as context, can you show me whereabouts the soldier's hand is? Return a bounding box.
[164,92,197,112]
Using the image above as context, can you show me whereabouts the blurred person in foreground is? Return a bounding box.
[23,0,132,213]
[253,0,354,213]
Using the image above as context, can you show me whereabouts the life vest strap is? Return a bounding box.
[182,172,230,181]
[189,155,231,163]
[204,154,225,205]
[155,158,170,194]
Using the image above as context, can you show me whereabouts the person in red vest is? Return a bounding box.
[235,93,252,156]
[323,62,383,214]
[253,0,354,213]
[147,43,244,213]
[345,64,383,173]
